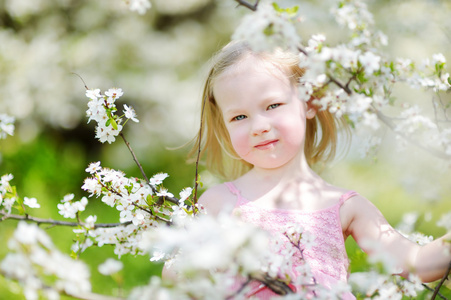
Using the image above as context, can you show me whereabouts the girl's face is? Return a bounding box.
[213,56,315,170]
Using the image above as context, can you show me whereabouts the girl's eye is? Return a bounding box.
[267,103,280,110]
[232,115,246,121]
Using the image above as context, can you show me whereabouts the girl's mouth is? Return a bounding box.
[254,139,278,150]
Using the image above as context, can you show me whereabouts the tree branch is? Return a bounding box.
[297,45,308,56]
[119,132,149,183]
[130,202,172,224]
[235,0,260,11]
[431,261,451,300]
[250,272,294,295]
[327,74,353,95]
[0,211,131,228]
[119,132,180,205]
[421,283,447,300]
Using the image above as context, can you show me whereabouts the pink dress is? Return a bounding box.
[225,182,356,299]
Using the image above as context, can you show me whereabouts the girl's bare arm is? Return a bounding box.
[343,195,450,282]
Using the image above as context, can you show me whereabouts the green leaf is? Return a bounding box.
[105,119,111,127]
[110,118,118,130]
[272,2,282,12]
[272,2,298,16]
[146,194,155,205]
[286,5,298,15]
[263,23,275,36]
[16,203,25,214]
[389,61,395,72]
[448,76,451,85]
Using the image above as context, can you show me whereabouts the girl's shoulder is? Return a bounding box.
[198,183,237,217]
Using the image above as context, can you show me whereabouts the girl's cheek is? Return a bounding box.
[230,129,249,153]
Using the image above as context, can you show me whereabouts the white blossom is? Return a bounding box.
[2,197,16,214]
[359,51,381,75]
[432,53,446,65]
[23,197,40,209]
[156,188,174,198]
[149,173,169,186]
[85,161,101,174]
[178,187,192,203]
[85,89,101,101]
[57,196,88,219]
[127,0,151,15]
[2,222,91,297]
[123,104,139,123]
[0,114,15,139]
[84,215,97,229]
[105,88,124,100]
[82,178,102,197]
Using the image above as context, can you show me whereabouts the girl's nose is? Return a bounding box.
[251,116,271,136]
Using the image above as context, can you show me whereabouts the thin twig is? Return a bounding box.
[345,74,356,91]
[95,177,173,223]
[297,45,308,56]
[327,74,353,95]
[130,202,172,224]
[72,72,89,90]
[193,94,208,205]
[235,0,260,11]
[119,132,149,183]
[421,283,448,300]
[431,261,451,300]
[437,93,450,122]
[0,211,131,228]
[119,132,180,205]
[250,273,294,295]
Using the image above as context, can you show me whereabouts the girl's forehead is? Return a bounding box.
[217,55,289,83]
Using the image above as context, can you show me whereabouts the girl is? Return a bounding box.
[192,41,451,298]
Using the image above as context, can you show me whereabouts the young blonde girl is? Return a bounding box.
[192,41,451,298]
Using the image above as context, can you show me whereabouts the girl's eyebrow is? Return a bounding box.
[223,108,244,116]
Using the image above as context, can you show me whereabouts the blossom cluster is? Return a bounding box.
[86,88,139,144]
[349,271,424,299]
[72,161,196,257]
[232,2,301,52]
[1,222,91,300]
[135,213,331,299]
[0,173,42,216]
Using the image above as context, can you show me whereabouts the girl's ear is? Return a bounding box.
[306,101,317,119]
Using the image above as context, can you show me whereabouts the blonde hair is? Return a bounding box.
[189,41,350,180]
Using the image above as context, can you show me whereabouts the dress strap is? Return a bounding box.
[339,190,359,206]
[224,182,248,207]
[224,182,240,195]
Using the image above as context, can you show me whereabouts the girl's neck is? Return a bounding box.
[236,153,326,200]
[251,153,316,182]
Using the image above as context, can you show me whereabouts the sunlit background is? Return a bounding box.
[1,0,450,298]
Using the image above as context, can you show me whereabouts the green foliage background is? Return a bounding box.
[1,0,450,299]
